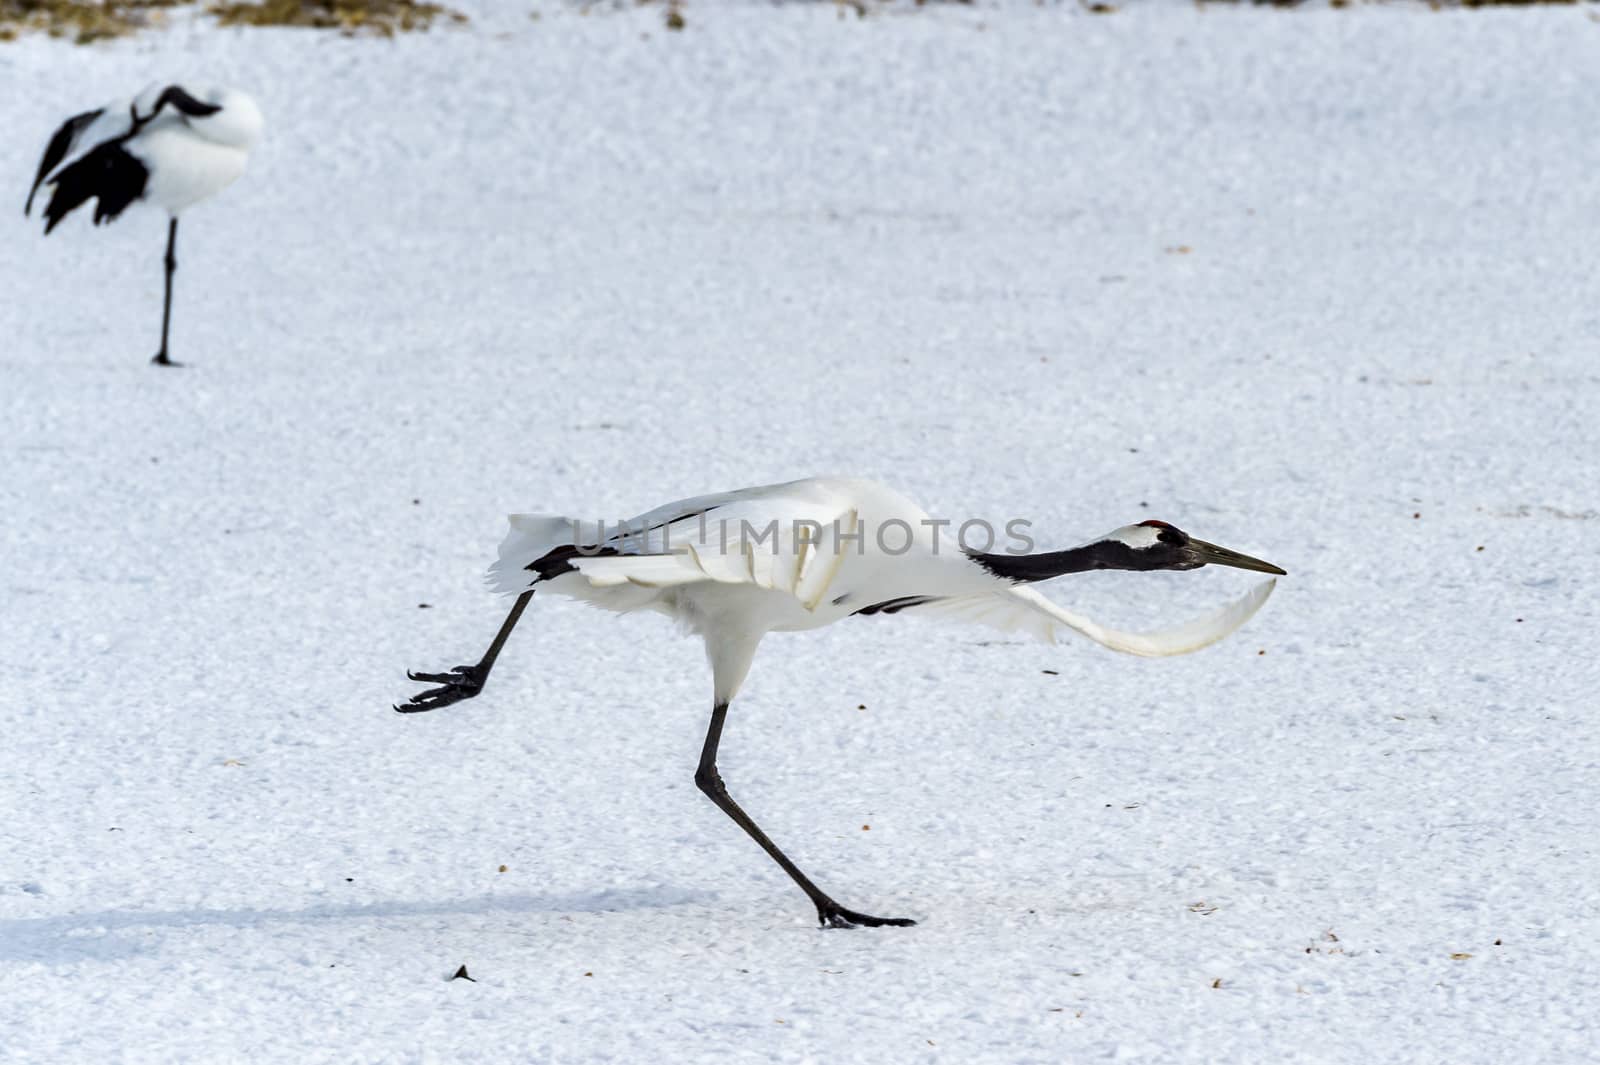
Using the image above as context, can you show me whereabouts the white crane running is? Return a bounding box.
[397,476,1285,928]
[27,83,263,367]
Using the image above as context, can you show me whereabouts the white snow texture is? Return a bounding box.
[2,3,1597,1063]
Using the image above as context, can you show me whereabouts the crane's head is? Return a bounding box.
[133,83,264,150]
[189,88,264,150]
[1097,519,1286,574]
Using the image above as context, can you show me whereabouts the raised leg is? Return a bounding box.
[694,701,915,929]
[395,591,533,713]
[152,217,181,367]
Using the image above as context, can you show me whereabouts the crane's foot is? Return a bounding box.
[395,665,485,714]
[150,352,185,368]
[816,901,917,929]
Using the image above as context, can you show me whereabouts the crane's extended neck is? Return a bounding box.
[968,522,1286,583]
[967,541,1169,582]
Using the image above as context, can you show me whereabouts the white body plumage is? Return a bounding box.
[486,476,1276,703]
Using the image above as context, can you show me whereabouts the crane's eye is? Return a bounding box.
[1137,520,1188,546]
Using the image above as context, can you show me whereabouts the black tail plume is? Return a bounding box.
[41,141,148,235]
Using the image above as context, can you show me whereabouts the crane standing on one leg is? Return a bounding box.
[27,83,263,367]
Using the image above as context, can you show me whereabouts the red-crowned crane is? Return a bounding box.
[397,476,1285,928]
[27,83,263,367]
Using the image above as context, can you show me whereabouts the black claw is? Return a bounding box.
[395,664,484,714]
[816,904,917,930]
[406,666,475,684]
[393,686,473,714]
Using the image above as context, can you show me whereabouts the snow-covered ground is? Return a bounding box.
[3,3,1598,1061]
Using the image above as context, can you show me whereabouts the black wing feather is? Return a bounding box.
[41,141,149,235]
[853,595,944,617]
[26,108,102,217]
[523,543,622,581]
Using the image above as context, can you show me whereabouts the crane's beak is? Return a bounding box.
[1189,539,1286,576]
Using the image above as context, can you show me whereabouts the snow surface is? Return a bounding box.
[3,3,1599,1062]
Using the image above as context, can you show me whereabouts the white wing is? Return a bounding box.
[563,510,859,604]
[898,579,1277,657]
[49,106,136,176]
[486,478,880,605]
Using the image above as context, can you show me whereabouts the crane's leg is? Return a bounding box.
[695,700,915,929]
[152,218,182,367]
[395,591,534,713]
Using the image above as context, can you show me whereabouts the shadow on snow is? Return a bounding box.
[0,885,712,965]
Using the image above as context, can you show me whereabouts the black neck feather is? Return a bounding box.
[968,541,1165,582]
